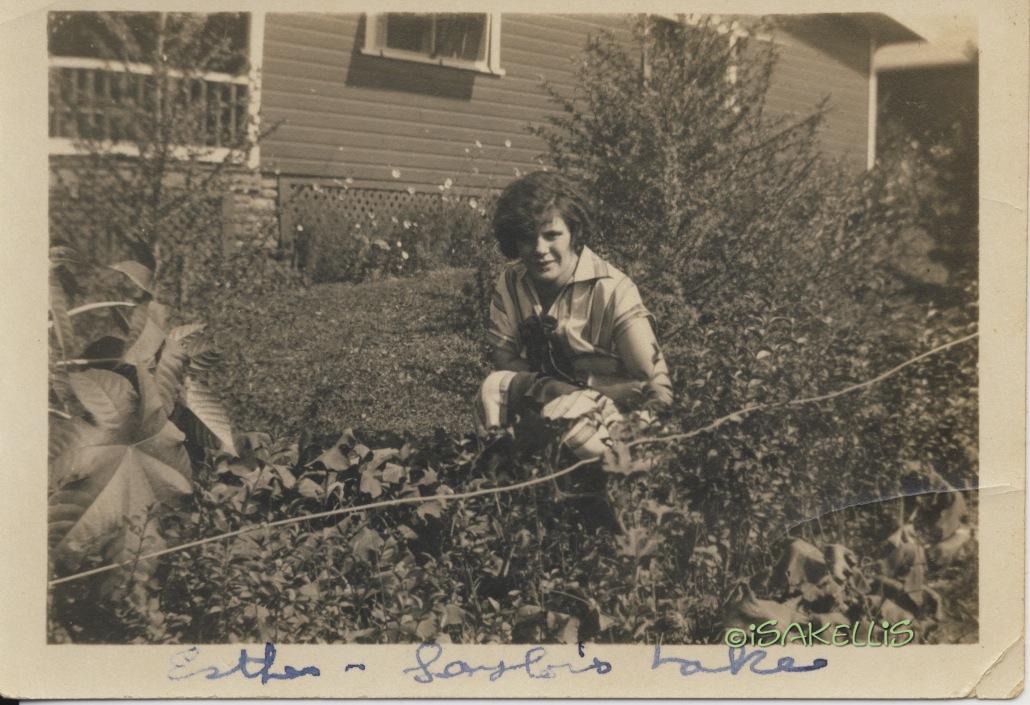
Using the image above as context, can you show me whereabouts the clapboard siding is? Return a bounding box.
[262,67,563,114]
[265,101,537,142]
[766,17,871,169]
[261,13,626,188]
[260,13,873,186]
[267,124,540,163]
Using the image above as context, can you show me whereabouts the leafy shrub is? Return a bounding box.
[47,245,238,639]
[462,11,978,638]
[186,234,304,326]
[875,78,978,284]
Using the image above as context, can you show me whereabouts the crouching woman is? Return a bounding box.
[475,171,673,459]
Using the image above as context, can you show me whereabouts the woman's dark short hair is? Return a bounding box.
[492,171,595,260]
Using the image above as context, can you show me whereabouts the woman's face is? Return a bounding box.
[517,208,578,289]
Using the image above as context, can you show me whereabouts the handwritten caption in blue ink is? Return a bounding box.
[402,642,613,683]
[168,643,339,684]
[167,642,828,684]
[652,645,828,676]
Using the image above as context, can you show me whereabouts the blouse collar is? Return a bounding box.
[570,246,610,283]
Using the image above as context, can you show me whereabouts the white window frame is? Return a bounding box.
[47,11,264,168]
[362,13,504,76]
[866,36,878,170]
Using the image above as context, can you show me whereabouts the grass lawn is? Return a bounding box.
[208,268,489,442]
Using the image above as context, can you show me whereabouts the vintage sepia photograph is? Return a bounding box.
[0,0,1023,694]
[41,7,986,652]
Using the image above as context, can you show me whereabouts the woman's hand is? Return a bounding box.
[492,347,532,373]
[588,378,646,406]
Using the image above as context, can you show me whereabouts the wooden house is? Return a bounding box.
[48,12,921,247]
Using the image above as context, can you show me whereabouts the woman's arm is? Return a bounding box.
[614,318,674,408]
[486,267,531,373]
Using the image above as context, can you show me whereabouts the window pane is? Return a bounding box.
[49,12,159,62]
[385,14,433,54]
[48,12,248,73]
[166,12,249,73]
[433,14,485,61]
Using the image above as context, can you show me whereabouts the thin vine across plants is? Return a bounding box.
[48,330,977,589]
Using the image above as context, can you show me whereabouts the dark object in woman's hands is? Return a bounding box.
[519,314,576,383]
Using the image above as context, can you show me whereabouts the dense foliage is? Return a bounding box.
[876,60,978,284]
[48,242,977,644]
[457,14,979,640]
[51,407,976,645]
[48,246,237,626]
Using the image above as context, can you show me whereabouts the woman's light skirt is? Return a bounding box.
[475,370,623,459]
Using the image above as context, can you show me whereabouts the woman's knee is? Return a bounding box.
[475,370,520,432]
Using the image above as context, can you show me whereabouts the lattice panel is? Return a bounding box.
[279,180,447,251]
[285,182,443,219]
[275,176,498,278]
[49,176,223,267]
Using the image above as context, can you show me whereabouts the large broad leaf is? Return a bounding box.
[183,377,238,456]
[615,527,663,560]
[135,363,169,439]
[182,331,220,376]
[48,414,97,466]
[48,416,116,501]
[80,335,127,362]
[49,418,192,575]
[884,525,928,603]
[154,337,189,415]
[108,260,154,295]
[49,357,74,408]
[124,301,168,367]
[154,324,206,415]
[722,584,806,632]
[49,270,75,360]
[933,491,969,542]
[771,538,828,592]
[68,370,137,435]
